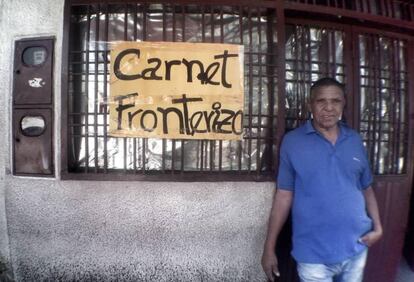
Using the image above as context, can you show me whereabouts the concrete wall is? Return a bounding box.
[0,0,274,280]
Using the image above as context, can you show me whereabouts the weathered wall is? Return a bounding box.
[0,0,274,280]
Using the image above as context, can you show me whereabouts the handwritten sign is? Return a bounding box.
[109,42,244,140]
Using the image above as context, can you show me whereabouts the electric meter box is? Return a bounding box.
[12,37,54,176]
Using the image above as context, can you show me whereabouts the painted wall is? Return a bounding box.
[0,0,274,280]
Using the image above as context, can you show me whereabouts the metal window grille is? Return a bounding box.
[286,0,414,21]
[357,33,408,174]
[68,3,278,179]
[285,24,345,130]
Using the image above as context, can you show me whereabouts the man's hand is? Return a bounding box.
[261,189,292,281]
[359,229,383,247]
[261,250,280,282]
[361,187,383,247]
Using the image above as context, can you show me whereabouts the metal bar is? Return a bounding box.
[71,0,278,8]
[200,140,204,171]
[123,3,128,172]
[200,4,206,172]
[173,4,176,42]
[220,5,224,41]
[306,25,312,120]
[366,0,371,14]
[239,6,243,44]
[238,5,243,173]
[162,4,167,41]
[390,0,396,19]
[202,5,205,42]
[331,29,337,78]
[322,27,330,77]
[182,4,186,42]
[179,0,184,176]
[374,34,382,173]
[124,4,128,39]
[355,0,363,12]
[404,39,413,176]
[264,8,275,172]
[134,3,138,41]
[143,3,147,41]
[163,4,174,173]
[379,0,386,17]
[256,7,263,175]
[276,0,286,171]
[103,3,109,173]
[364,34,376,169]
[293,25,300,129]
[180,139,184,173]
[209,6,214,172]
[161,5,168,173]
[390,38,398,174]
[383,38,392,173]
[61,169,277,182]
[247,6,253,173]
[210,140,214,171]
[133,3,138,173]
[343,25,354,127]
[299,25,306,127]
[84,5,91,172]
[211,6,215,43]
[142,3,147,173]
[93,4,100,172]
[365,79,375,169]
[393,39,402,173]
[142,138,146,172]
[162,4,175,173]
[219,5,224,172]
[69,133,280,140]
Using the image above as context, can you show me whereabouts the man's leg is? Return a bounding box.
[334,250,368,282]
[297,262,338,282]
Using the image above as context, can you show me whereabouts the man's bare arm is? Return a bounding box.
[360,186,383,247]
[261,189,293,282]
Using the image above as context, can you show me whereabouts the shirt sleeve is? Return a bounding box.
[276,137,295,191]
[359,139,374,190]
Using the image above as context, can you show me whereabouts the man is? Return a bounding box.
[261,78,383,282]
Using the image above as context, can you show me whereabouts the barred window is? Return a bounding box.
[357,33,408,174]
[67,3,278,179]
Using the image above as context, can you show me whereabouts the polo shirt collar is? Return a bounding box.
[305,119,351,138]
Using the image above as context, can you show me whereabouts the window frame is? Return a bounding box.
[61,0,283,181]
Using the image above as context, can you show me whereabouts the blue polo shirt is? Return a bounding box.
[277,120,373,264]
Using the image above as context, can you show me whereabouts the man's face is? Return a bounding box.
[309,85,345,131]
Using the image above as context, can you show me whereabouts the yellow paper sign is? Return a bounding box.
[109,42,244,140]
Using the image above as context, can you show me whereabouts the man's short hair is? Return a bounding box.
[310,77,345,101]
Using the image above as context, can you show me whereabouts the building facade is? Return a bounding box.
[1,0,413,281]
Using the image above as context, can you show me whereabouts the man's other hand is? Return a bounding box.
[261,250,280,281]
[359,229,383,247]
